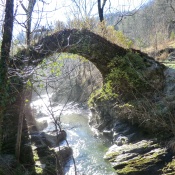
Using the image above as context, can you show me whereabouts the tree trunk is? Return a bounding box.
[15,90,25,161]
[97,0,107,22]
[0,0,14,153]
[26,0,36,47]
[98,0,104,22]
[14,0,36,160]
[0,0,14,81]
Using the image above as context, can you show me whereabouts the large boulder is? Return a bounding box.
[104,140,168,175]
[41,130,67,147]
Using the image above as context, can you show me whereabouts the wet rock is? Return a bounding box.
[89,104,115,131]
[89,99,175,174]
[115,136,128,146]
[86,39,175,175]
[112,120,143,145]
[105,140,155,159]
[103,129,113,137]
[168,52,175,61]
[41,130,67,147]
[126,133,138,142]
[114,122,128,133]
[30,132,46,146]
[56,146,73,167]
[113,132,120,140]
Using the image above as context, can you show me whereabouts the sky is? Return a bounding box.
[11,0,151,37]
[28,0,151,22]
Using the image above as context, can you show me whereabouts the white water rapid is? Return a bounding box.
[31,94,116,175]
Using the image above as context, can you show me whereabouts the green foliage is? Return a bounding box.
[33,54,64,89]
[97,81,118,100]
[49,61,62,76]
[115,30,133,48]
[88,51,149,106]
[67,17,96,30]
[88,81,118,106]
[35,167,43,174]
[27,79,32,88]
[107,52,147,93]
[59,53,87,62]
[116,103,134,109]
[95,24,133,48]
[41,57,63,76]
[33,53,90,95]
[170,31,175,40]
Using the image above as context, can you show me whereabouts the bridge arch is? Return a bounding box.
[11,28,165,98]
[17,29,129,78]
[14,29,164,96]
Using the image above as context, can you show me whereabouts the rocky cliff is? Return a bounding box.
[89,55,175,174]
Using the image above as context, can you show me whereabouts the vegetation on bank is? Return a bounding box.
[88,47,175,141]
[88,51,148,104]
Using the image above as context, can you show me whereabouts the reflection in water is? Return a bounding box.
[31,96,116,175]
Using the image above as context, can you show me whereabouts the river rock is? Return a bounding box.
[41,130,67,147]
[30,133,43,145]
[168,51,175,61]
[104,140,169,175]
[89,105,115,131]
[115,136,128,146]
[103,129,113,137]
[56,146,73,167]
[162,157,175,174]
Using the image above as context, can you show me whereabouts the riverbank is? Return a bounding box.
[88,73,175,175]
[89,108,175,175]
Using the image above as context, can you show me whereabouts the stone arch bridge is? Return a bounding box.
[4,29,165,158]
[14,29,164,81]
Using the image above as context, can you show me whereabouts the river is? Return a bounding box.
[31,94,116,175]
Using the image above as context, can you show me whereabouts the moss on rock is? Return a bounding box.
[116,150,165,175]
[162,158,175,175]
[104,140,167,175]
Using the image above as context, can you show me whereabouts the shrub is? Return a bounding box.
[94,23,133,48]
[170,31,175,40]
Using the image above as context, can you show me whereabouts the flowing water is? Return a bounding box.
[31,94,116,175]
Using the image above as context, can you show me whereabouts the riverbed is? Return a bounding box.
[31,94,116,175]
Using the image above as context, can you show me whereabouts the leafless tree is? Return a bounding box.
[19,0,36,47]
[98,0,107,22]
